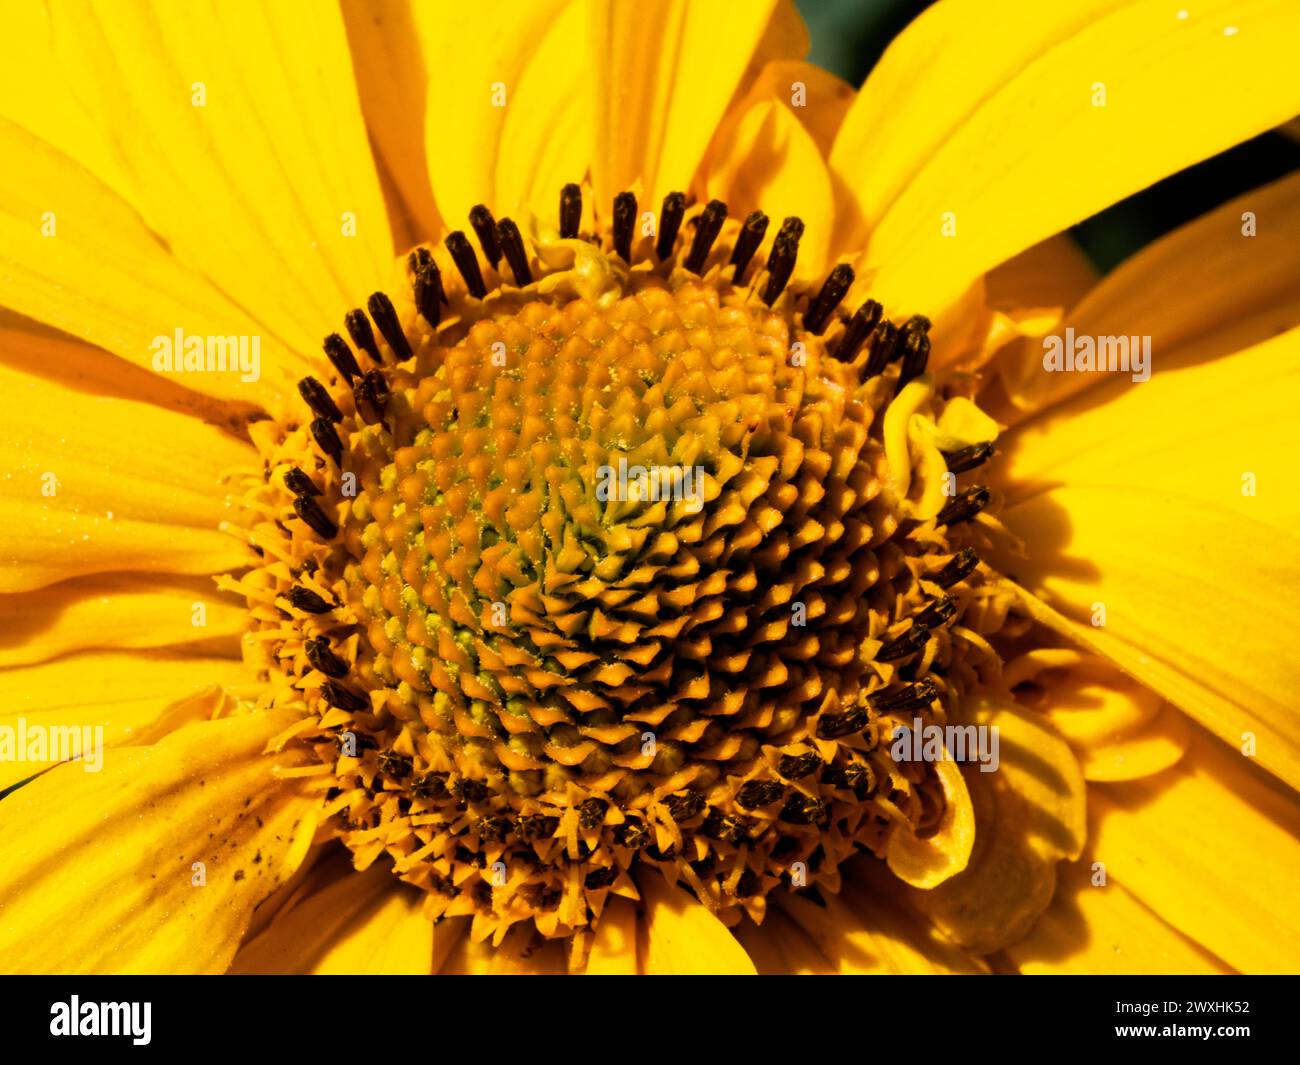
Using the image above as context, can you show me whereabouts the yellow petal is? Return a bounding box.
[588,0,785,211]
[731,906,834,974]
[700,82,834,280]
[885,755,975,888]
[0,364,255,592]
[45,0,393,355]
[845,0,1300,319]
[997,169,1300,415]
[0,650,254,791]
[341,0,444,246]
[829,0,1126,252]
[0,118,306,404]
[910,695,1086,954]
[0,710,320,974]
[1007,853,1232,974]
[583,894,638,974]
[0,574,245,668]
[949,234,1099,375]
[495,2,595,224]
[232,862,432,974]
[638,871,756,974]
[1006,651,1191,782]
[0,312,262,424]
[995,325,1300,791]
[776,877,987,974]
[411,0,569,224]
[1088,731,1300,973]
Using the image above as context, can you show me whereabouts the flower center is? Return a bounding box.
[230,186,999,950]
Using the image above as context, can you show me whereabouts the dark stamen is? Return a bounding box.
[468,205,502,268]
[656,191,686,261]
[613,191,636,263]
[322,333,361,383]
[297,376,342,423]
[412,259,443,328]
[322,680,368,713]
[496,218,532,285]
[904,314,932,337]
[943,441,995,473]
[777,794,827,825]
[293,495,338,540]
[761,216,804,306]
[367,292,413,361]
[354,370,388,426]
[730,211,768,283]
[305,637,349,678]
[933,548,979,588]
[877,625,931,663]
[446,231,487,298]
[684,199,727,274]
[868,678,939,713]
[409,248,449,306]
[914,595,957,630]
[310,417,343,465]
[288,584,335,614]
[862,320,900,378]
[936,486,991,526]
[344,309,381,365]
[777,752,821,780]
[816,707,869,739]
[736,779,785,809]
[283,466,320,497]
[894,327,931,395]
[559,183,582,239]
[803,263,855,334]
[834,299,882,363]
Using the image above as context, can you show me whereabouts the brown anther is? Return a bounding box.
[344,308,381,365]
[835,299,883,363]
[310,416,343,465]
[933,547,980,588]
[446,231,487,298]
[943,441,995,473]
[877,625,931,663]
[656,191,686,261]
[613,191,636,262]
[293,495,338,540]
[730,210,768,282]
[803,263,855,334]
[287,584,335,614]
[868,679,939,713]
[684,199,727,274]
[297,376,342,423]
[937,485,991,526]
[305,637,349,678]
[559,183,582,239]
[496,217,533,286]
[862,319,900,378]
[367,292,413,361]
[322,680,368,712]
[761,216,804,306]
[322,333,361,383]
[283,466,320,497]
[914,595,957,629]
[468,204,502,268]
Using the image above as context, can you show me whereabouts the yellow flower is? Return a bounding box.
[0,0,1298,975]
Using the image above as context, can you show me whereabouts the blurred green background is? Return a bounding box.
[795,0,1300,271]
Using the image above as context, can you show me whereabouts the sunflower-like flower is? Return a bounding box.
[0,0,1298,976]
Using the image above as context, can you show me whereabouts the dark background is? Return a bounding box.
[797,0,1300,270]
